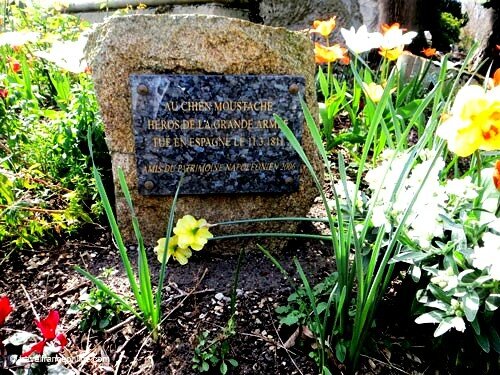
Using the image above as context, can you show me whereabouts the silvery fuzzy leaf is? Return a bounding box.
[464,291,480,322]
[486,294,500,311]
[425,300,449,311]
[3,332,36,346]
[48,364,75,375]
[415,310,444,325]
[434,318,453,337]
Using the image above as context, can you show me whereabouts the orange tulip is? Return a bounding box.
[422,47,436,57]
[314,42,348,64]
[493,160,500,190]
[310,17,336,37]
[493,68,500,87]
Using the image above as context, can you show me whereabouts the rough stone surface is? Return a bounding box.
[461,0,495,69]
[358,0,380,30]
[259,0,363,32]
[86,14,322,252]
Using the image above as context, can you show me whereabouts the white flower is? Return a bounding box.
[380,24,417,50]
[340,25,382,54]
[365,149,447,246]
[34,35,88,73]
[430,268,459,291]
[471,231,500,280]
[450,316,466,332]
[445,176,479,200]
[333,180,365,211]
[0,31,39,47]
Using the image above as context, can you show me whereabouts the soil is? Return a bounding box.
[1,217,498,374]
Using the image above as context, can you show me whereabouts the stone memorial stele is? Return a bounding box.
[85,14,322,253]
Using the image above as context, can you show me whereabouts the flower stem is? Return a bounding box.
[211,232,331,241]
[212,217,329,227]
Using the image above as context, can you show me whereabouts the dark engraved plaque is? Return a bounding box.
[130,74,305,195]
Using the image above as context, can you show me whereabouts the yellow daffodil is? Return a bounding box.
[362,82,385,103]
[154,235,192,265]
[314,43,348,64]
[310,17,336,37]
[436,85,500,157]
[379,47,404,61]
[173,215,213,251]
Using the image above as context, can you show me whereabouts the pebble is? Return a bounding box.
[215,292,225,301]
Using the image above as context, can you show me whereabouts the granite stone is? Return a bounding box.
[85,14,322,252]
[131,74,305,195]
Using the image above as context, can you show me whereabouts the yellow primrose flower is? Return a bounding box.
[154,235,192,265]
[436,85,500,157]
[362,82,385,103]
[310,17,336,37]
[173,215,213,251]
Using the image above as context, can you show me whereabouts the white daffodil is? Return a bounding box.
[34,35,88,73]
[0,31,39,47]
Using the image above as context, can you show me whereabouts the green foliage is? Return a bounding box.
[261,42,489,373]
[76,286,123,331]
[76,131,185,340]
[276,272,338,328]
[0,4,106,251]
[192,318,238,374]
[439,12,463,49]
[418,0,466,52]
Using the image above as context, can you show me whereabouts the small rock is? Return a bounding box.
[215,292,225,301]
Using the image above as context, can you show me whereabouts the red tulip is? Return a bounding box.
[0,89,7,99]
[22,310,67,357]
[8,58,21,73]
[0,296,12,326]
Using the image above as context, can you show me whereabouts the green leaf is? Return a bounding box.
[201,361,210,372]
[490,327,500,353]
[390,251,429,264]
[317,67,329,98]
[280,314,299,326]
[485,294,500,311]
[316,302,328,314]
[335,341,347,363]
[228,359,238,367]
[220,361,228,375]
[474,331,491,353]
[396,99,423,119]
[463,290,480,322]
[470,317,481,335]
[275,305,289,314]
